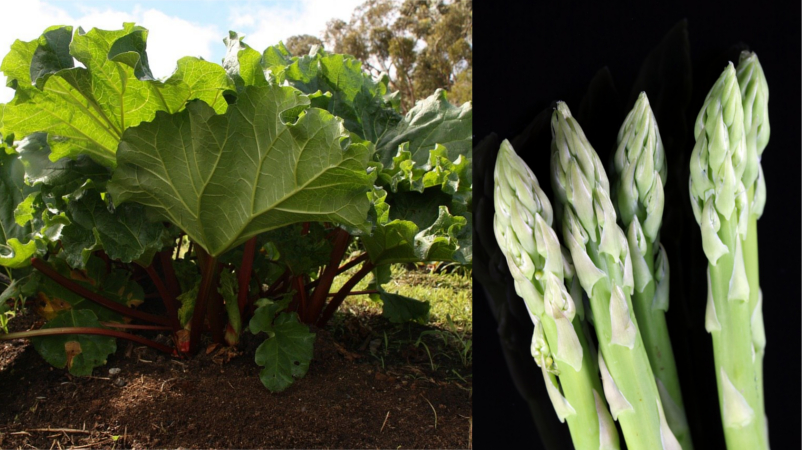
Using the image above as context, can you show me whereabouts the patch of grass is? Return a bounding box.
[329,263,472,375]
[330,264,472,332]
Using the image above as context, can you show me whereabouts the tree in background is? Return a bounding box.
[284,34,324,56]
[305,0,471,111]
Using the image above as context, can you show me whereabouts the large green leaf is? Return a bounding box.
[59,189,165,268]
[0,149,38,268]
[375,89,472,168]
[1,24,234,167]
[250,310,315,392]
[378,143,471,210]
[166,56,236,114]
[31,309,116,376]
[361,187,467,265]
[258,223,333,276]
[108,84,373,257]
[233,41,402,142]
[223,31,267,91]
[15,133,111,209]
[364,90,473,266]
[379,289,430,324]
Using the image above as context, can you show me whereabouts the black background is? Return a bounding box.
[472,1,801,449]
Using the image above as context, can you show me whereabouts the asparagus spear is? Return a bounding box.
[735,51,769,448]
[611,92,692,449]
[550,102,680,450]
[689,62,767,450]
[493,139,619,450]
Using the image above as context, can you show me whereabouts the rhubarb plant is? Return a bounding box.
[0,24,471,392]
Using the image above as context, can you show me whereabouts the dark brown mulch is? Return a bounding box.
[0,310,472,449]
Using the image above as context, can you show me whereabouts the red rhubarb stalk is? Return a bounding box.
[326,289,377,297]
[159,250,181,299]
[31,258,170,326]
[207,283,226,344]
[143,264,181,331]
[307,229,350,322]
[295,276,309,322]
[188,246,219,354]
[306,253,368,290]
[317,261,375,328]
[237,236,258,315]
[1,327,176,355]
[99,322,173,331]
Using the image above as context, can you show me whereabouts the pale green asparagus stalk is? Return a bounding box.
[550,102,680,450]
[735,51,769,448]
[689,62,767,450]
[493,139,620,450]
[611,92,692,449]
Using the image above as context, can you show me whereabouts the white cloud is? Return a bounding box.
[138,9,220,76]
[227,0,363,51]
[0,0,220,102]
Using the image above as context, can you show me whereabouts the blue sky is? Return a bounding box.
[0,0,364,101]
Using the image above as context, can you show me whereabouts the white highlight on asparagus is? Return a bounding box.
[720,367,755,428]
[704,268,722,332]
[598,352,633,420]
[609,285,637,349]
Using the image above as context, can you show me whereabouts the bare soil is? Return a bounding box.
[0,309,472,449]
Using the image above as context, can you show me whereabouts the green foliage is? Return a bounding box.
[60,190,166,268]
[284,34,324,56]
[250,299,315,392]
[375,89,472,169]
[322,0,472,111]
[260,223,333,276]
[362,187,467,265]
[108,85,374,257]
[0,24,234,167]
[218,269,241,344]
[0,272,41,332]
[31,309,116,376]
[379,288,430,324]
[0,22,470,393]
[0,149,38,268]
[35,256,143,323]
[231,36,402,144]
[177,281,200,328]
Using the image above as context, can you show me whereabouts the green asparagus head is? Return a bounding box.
[613,92,667,242]
[493,139,584,372]
[689,63,749,265]
[550,102,633,297]
[736,51,769,217]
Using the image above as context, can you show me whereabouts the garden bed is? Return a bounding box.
[0,303,472,449]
